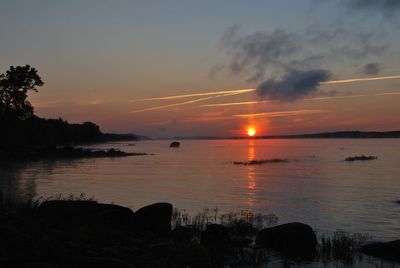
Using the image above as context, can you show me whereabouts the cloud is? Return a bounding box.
[349,0,400,16]
[218,25,387,101]
[257,69,331,101]
[220,26,384,84]
[362,63,381,75]
[221,27,299,82]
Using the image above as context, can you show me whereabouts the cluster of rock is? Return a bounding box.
[0,145,146,161]
[345,155,378,162]
[0,200,398,267]
[233,159,289,166]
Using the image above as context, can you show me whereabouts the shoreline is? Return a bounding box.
[0,197,398,267]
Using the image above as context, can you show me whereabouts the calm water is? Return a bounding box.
[1,139,400,241]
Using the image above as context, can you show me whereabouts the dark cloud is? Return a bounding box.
[221,27,298,82]
[220,26,384,84]
[362,63,381,75]
[349,0,400,15]
[257,69,331,101]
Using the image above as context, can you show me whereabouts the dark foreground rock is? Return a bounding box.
[170,141,180,148]
[256,222,317,257]
[38,200,135,229]
[360,240,400,262]
[133,202,173,235]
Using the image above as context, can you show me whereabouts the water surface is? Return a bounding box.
[1,139,399,241]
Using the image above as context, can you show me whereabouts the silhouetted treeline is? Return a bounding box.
[0,65,138,150]
[269,131,400,139]
[0,115,137,149]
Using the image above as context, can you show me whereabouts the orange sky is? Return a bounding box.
[3,1,400,137]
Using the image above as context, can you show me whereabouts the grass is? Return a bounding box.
[172,206,278,237]
[317,230,371,265]
[1,192,396,267]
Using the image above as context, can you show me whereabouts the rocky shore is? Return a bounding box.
[0,145,147,161]
[0,199,398,267]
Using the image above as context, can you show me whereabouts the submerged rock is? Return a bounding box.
[133,202,173,235]
[233,158,289,166]
[360,240,400,262]
[170,141,180,148]
[256,222,317,256]
[345,155,377,161]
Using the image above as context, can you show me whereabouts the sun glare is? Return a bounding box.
[247,127,256,137]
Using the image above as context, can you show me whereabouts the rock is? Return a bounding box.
[133,203,173,235]
[84,257,134,268]
[231,237,253,247]
[201,224,231,249]
[37,200,135,228]
[360,240,400,262]
[170,141,180,148]
[345,155,377,162]
[24,262,58,268]
[94,204,135,229]
[255,222,317,256]
[0,225,33,260]
[38,200,100,218]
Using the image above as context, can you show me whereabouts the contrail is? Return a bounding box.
[321,75,400,85]
[130,91,246,113]
[232,109,327,118]
[129,88,256,102]
[199,100,268,108]
[129,74,400,112]
[199,94,368,108]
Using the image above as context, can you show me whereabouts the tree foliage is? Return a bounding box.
[0,65,44,119]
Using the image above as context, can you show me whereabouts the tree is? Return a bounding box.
[0,65,44,119]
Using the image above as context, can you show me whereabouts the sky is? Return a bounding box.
[1,0,400,137]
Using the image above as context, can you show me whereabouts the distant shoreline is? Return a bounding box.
[159,131,400,140]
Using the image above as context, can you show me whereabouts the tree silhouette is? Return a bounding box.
[0,65,44,119]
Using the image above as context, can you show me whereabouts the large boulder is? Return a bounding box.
[360,240,400,262]
[37,200,99,218]
[0,225,33,261]
[255,222,317,256]
[133,202,173,235]
[37,200,135,228]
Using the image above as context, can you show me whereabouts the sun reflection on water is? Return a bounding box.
[245,140,257,206]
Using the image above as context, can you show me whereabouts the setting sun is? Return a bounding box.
[247,127,256,137]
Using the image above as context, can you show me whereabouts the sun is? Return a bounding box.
[247,127,256,137]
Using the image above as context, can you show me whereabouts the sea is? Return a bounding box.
[1,139,400,243]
